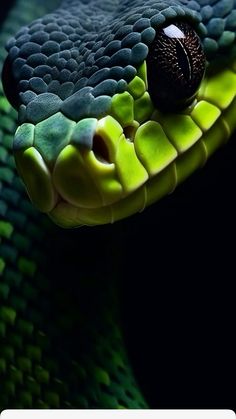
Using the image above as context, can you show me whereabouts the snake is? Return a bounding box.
[0,0,235,409]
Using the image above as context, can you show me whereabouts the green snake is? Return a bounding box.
[0,0,235,409]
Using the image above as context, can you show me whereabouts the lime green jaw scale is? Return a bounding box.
[14,60,236,227]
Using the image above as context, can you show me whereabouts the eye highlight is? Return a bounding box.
[146,22,206,112]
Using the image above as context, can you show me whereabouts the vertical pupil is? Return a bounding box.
[175,41,191,82]
[146,22,206,112]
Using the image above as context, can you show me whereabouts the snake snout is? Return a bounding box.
[13,113,131,215]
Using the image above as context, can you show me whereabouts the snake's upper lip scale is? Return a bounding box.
[13,114,147,213]
[14,107,182,215]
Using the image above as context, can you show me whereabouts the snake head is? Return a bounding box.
[2,3,236,227]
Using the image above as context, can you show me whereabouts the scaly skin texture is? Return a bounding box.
[3,0,236,226]
[0,0,236,409]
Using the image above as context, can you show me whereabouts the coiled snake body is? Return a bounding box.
[0,0,235,409]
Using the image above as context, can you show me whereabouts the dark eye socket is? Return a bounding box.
[146,22,206,112]
[1,55,20,109]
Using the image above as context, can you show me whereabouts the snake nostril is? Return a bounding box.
[123,125,137,142]
[93,134,110,164]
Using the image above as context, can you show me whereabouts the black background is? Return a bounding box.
[120,130,236,410]
[0,1,15,26]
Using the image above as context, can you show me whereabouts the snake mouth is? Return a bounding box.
[13,114,148,217]
[13,59,236,227]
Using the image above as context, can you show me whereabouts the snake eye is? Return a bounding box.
[146,22,206,112]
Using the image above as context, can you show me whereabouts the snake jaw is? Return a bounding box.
[13,112,149,216]
[12,57,236,227]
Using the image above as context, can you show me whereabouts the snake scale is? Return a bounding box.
[0,0,235,409]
